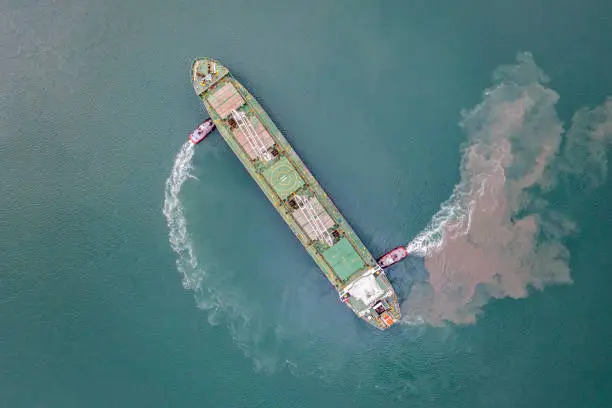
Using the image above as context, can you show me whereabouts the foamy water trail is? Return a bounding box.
[405,185,474,256]
[162,142,201,290]
[162,141,278,371]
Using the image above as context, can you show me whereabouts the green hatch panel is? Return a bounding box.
[323,238,365,281]
[262,157,305,199]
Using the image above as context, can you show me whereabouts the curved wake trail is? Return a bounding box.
[162,141,290,372]
[400,53,612,325]
[163,142,200,290]
[405,186,473,257]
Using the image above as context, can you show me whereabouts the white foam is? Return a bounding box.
[162,142,274,370]
[405,185,474,257]
[162,142,201,289]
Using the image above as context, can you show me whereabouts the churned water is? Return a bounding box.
[3,1,612,407]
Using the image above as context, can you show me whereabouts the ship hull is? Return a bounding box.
[190,58,401,329]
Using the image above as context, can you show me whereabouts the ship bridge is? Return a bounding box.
[340,266,395,318]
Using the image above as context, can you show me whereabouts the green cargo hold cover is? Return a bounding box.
[323,238,365,280]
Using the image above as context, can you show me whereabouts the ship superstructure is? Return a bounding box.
[190,58,401,329]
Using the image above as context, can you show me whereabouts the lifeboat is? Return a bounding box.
[189,119,215,144]
[377,246,408,268]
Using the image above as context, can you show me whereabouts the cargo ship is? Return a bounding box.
[190,58,401,329]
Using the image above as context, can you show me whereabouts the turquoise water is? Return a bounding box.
[2,1,612,407]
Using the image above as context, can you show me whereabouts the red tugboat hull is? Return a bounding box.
[377,246,408,268]
[189,119,215,144]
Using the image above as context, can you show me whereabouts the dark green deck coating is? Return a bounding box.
[322,238,365,280]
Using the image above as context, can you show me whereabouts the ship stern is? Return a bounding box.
[340,266,401,330]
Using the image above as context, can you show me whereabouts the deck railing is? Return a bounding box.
[294,195,334,246]
[231,110,272,161]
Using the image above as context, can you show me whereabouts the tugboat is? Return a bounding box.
[189,119,215,144]
[378,246,409,268]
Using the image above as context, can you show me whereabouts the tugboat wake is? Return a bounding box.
[401,52,612,325]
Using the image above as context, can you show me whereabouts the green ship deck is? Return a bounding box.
[190,58,400,329]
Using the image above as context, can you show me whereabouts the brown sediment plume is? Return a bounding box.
[402,53,612,325]
[557,98,612,187]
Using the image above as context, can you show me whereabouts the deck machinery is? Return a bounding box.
[190,58,401,329]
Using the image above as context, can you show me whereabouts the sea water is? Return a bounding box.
[2,0,612,407]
